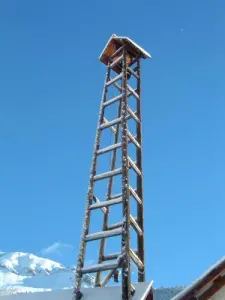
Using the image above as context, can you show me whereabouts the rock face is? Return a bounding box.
[0,252,184,299]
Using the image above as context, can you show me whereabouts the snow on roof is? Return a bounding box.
[0,282,153,300]
[99,34,151,63]
[171,256,225,300]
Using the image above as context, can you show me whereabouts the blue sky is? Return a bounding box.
[0,0,225,288]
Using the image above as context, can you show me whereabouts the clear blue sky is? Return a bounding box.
[0,0,225,288]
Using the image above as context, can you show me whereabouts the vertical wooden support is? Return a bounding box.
[136,59,145,282]
[121,48,131,300]
[73,65,111,300]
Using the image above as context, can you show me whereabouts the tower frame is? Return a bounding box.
[73,35,151,300]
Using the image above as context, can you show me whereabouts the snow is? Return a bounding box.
[0,252,94,295]
[0,282,153,300]
[0,252,64,276]
[0,251,185,300]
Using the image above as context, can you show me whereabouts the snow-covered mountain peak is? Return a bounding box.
[0,252,65,276]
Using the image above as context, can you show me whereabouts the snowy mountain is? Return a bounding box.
[0,252,183,299]
[0,252,94,295]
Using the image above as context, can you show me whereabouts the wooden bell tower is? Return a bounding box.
[73,34,151,300]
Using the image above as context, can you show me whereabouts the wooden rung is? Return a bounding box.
[110,55,123,69]
[127,107,140,123]
[127,131,141,149]
[93,168,122,181]
[103,94,122,108]
[93,195,107,214]
[128,157,142,176]
[97,142,122,155]
[128,67,139,79]
[85,227,122,242]
[100,117,122,130]
[102,117,140,149]
[127,85,140,100]
[110,193,122,199]
[106,74,122,87]
[129,249,144,270]
[103,252,121,261]
[100,114,132,130]
[129,186,142,205]
[81,262,118,274]
[89,197,123,210]
[113,82,137,100]
[110,45,124,60]
[107,221,123,231]
[130,215,143,236]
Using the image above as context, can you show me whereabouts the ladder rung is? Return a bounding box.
[113,82,137,100]
[106,74,122,87]
[128,67,139,79]
[100,114,132,130]
[97,142,122,155]
[110,193,122,199]
[93,195,107,214]
[127,107,140,123]
[127,85,140,100]
[130,215,143,236]
[103,94,122,108]
[128,157,142,176]
[93,168,122,181]
[85,227,122,242]
[103,252,121,261]
[129,186,142,205]
[110,55,123,69]
[127,131,141,149]
[129,249,144,270]
[100,117,122,130]
[81,262,118,274]
[89,197,123,210]
[107,221,123,230]
[110,45,124,60]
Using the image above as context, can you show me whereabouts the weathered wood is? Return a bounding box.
[128,67,139,79]
[129,185,142,205]
[93,195,107,214]
[107,221,123,230]
[103,94,122,107]
[110,54,123,69]
[128,156,142,176]
[130,249,144,270]
[127,106,140,123]
[106,73,123,87]
[130,215,143,236]
[73,64,111,300]
[127,84,140,100]
[93,168,122,181]
[110,44,124,60]
[121,47,132,300]
[81,262,118,274]
[102,117,141,149]
[100,117,123,129]
[103,252,121,261]
[89,197,123,210]
[136,58,145,282]
[86,227,122,242]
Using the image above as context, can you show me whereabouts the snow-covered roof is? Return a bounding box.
[171,256,225,300]
[0,282,153,300]
[99,34,151,65]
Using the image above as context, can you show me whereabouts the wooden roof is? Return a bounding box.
[171,256,225,300]
[99,34,151,66]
